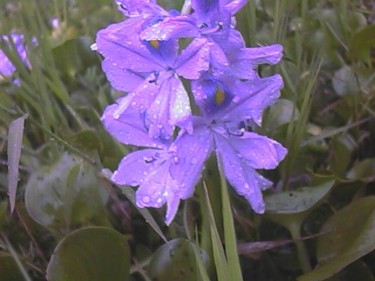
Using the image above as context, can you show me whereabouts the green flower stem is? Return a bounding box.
[217,156,244,281]
[287,220,312,273]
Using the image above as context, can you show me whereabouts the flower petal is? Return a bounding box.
[113,148,183,225]
[146,75,192,139]
[115,0,164,17]
[175,38,210,79]
[229,132,287,169]
[140,16,199,41]
[101,97,167,148]
[112,149,165,185]
[215,133,273,213]
[223,74,284,125]
[223,0,248,14]
[170,126,213,199]
[101,59,145,92]
[191,0,219,21]
[168,76,193,133]
[95,19,164,72]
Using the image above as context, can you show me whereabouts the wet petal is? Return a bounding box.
[101,97,166,148]
[145,79,174,140]
[175,38,210,79]
[102,59,145,92]
[168,76,193,133]
[239,44,283,65]
[112,149,165,185]
[223,74,284,125]
[229,132,287,169]
[140,16,199,41]
[146,75,192,139]
[170,127,213,199]
[208,40,229,72]
[214,134,271,213]
[95,19,164,72]
[115,0,165,17]
[191,0,219,22]
[223,0,248,14]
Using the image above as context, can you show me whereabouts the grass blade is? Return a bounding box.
[7,116,26,213]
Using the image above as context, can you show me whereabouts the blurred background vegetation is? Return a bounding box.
[0,0,374,280]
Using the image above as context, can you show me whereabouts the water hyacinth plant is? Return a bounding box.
[94,0,287,224]
[1,0,375,280]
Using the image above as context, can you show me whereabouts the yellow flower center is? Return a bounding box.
[214,88,225,105]
[149,40,160,48]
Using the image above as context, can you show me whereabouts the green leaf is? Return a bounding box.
[7,116,26,212]
[148,238,209,281]
[46,227,130,281]
[298,197,375,281]
[348,25,375,63]
[347,158,375,182]
[328,261,374,281]
[25,152,108,228]
[52,37,97,77]
[68,130,102,154]
[0,252,24,281]
[332,66,359,96]
[202,183,230,281]
[265,180,335,215]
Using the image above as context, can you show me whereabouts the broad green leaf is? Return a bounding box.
[46,227,130,281]
[347,158,375,182]
[328,261,374,281]
[7,116,26,212]
[332,66,359,96]
[265,180,335,215]
[25,152,108,228]
[68,130,102,154]
[348,25,375,63]
[148,238,209,281]
[298,197,375,281]
[0,252,24,281]
[328,134,356,176]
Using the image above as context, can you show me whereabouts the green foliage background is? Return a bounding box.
[0,0,374,280]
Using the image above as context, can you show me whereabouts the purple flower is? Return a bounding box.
[93,3,196,139]
[106,73,286,223]
[139,0,251,77]
[171,74,287,215]
[0,33,31,78]
[97,0,287,224]
[103,98,211,224]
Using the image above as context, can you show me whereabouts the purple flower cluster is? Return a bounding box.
[0,33,31,79]
[94,0,287,224]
